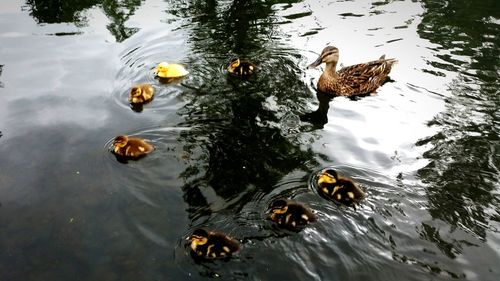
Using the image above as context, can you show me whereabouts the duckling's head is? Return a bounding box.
[227,58,241,73]
[269,199,289,213]
[308,46,339,68]
[155,62,170,75]
[188,229,209,251]
[113,135,129,148]
[130,86,142,97]
[317,169,338,186]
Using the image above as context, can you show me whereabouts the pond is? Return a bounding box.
[0,0,499,280]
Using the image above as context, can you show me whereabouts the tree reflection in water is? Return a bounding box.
[164,0,320,221]
[25,0,142,42]
[416,0,499,253]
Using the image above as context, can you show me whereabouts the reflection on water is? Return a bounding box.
[0,64,4,88]
[0,0,499,280]
[26,0,100,24]
[26,0,142,41]
[414,0,500,271]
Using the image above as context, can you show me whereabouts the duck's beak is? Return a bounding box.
[308,55,323,69]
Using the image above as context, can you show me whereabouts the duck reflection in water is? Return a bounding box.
[300,91,333,129]
[300,83,392,128]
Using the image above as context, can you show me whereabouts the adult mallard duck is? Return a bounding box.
[227,58,256,77]
[129,83,154,104]
[112,135,154,159]
[316,168,365,206]
[187,228,240,259]
[308,46,397,96]
[266,199,316,231]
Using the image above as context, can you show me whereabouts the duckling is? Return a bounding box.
[187,228,240,259]
[316,169,365,205]
[227,58,256,77]
[112,135,154,159]
[129,83,154,104]
[155,62,189,79]
[266,199,316,231]
[308,46,397,96]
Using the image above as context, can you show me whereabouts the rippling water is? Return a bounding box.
[0,0,499,280]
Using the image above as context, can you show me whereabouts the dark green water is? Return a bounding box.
[0,0,498,280]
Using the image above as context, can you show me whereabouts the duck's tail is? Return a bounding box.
[365,55,397,68]
[380,55,398,67]
[386,58,398,66]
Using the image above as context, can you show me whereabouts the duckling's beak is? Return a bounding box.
[265,209,275,219]
[308,55,323,69]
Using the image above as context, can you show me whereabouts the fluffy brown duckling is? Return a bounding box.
[187,228,240,259]
[316,169,365,205]
[266,199,316,231]
[112,135,154,159]
[227,58,256,77]
[129,83,154,104]
[308,46,397,96]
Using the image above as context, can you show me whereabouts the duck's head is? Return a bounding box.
[113,135,129,148]
[227,58,241,73]
[308,46,339,68]
[130,86,142,97]
[267,199,289,219]
[317,169,338,186]
[188,228,209,251]
[155,62,170,76]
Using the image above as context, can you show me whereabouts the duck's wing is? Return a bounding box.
[338,57,397,94]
